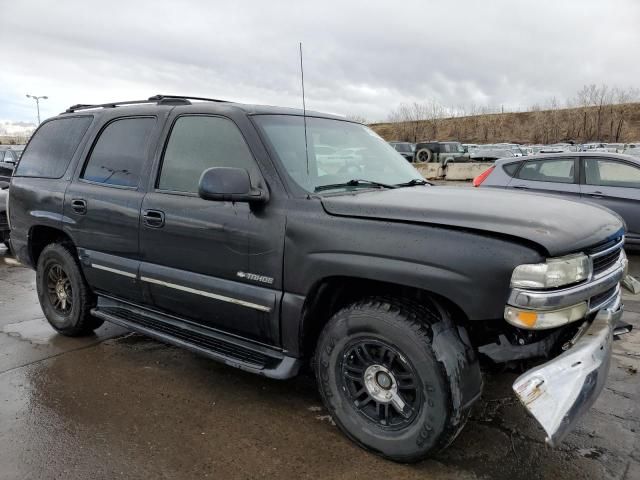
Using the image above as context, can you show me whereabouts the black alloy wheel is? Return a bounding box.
[45,263,74,315]
[340,339,421,429]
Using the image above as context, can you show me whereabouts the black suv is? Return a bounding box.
[7,95,629,462]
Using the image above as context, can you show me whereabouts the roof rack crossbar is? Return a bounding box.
[64,94,231,113]
[65,99,158,113]
[149,94,230,103]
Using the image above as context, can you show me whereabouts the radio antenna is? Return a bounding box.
[299,42,310,175]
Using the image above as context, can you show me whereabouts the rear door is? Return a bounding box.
[580,156,640,243]
[64,115,161,303]
[509,157,580,198]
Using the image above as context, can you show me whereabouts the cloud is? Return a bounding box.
[1,0,638,123]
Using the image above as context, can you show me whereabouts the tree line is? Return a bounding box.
[374,85,640,144]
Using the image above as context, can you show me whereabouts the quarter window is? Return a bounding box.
[502,162,521,177]
[158,116,257,193]
[584,158,640,188]
[517,158,575,184]
[14,116,92,178]
[82,117,155,187]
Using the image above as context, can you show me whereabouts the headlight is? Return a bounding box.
[510,253,591,289]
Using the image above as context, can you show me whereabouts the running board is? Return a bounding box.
[91,296,301,379]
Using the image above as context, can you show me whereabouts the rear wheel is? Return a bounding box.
[36,243,103,336]
[314,297,477,462]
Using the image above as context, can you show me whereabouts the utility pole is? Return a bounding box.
[26,94,48,124]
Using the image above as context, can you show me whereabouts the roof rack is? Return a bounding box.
[65,94,230,113]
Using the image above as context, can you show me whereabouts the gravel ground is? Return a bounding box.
[0,245,638,480]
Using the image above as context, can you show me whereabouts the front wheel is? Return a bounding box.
[314,297,479,462]
[36,243,103,336]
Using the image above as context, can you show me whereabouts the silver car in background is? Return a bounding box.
[474,152,640,250]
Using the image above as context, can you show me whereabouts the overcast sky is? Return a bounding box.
[1,0,639,126]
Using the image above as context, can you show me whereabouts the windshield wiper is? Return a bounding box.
[394,178,432,187]
[314,179,397,192]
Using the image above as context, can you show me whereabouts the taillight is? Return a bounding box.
[472,166,495,187]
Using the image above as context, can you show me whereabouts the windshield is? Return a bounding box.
[254,115,422,193]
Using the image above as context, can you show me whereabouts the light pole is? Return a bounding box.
[26,94,48,124]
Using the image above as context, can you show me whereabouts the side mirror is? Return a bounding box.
[198,167,267,203]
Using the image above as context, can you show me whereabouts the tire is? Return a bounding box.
[314,297,479,463]
[36,243,103,336]
[415,148,433,163]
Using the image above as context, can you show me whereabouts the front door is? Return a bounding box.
[64,116,159,303]
[580,156,640,244]
[139,113,284,344]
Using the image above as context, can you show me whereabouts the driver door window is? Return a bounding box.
[158,116,258,193]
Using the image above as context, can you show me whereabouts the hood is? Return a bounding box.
[320,186,624,256]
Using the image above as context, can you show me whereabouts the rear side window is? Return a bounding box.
[158,116,257,193]
[517,158,575,184]
[15,116,92,178]
[82,117,155,187]
[502,162,520,177]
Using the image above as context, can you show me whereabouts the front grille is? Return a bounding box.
[588,236,623,276]
[592,249,622,275]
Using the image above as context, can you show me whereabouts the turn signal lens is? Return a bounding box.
[504,303,588,330]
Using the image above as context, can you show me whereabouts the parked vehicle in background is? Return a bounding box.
[520,145,534,156]
[582,142,607,152]
[7,95,629,462]
[469,148,515,161]
[475,152,640,250]
[414,141,468,164]
[0,181,9,249]
[388,141,416,162]
[462,143,478,153]
[604,143,625,153]
[0,145,24,183]
[624,143,640,158]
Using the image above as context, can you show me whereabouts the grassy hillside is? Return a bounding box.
[371,102,640,144]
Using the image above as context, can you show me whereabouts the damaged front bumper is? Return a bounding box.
[512,297,624,446]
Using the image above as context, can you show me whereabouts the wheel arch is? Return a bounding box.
[299,275,469,360]
[29,224,75,267]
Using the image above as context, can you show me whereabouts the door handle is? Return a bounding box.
[587,191,604,198]
[143,209,165,228]
[512,185,529,190]
[71,199,87,214]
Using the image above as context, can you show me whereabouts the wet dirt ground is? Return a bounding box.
[1,245,639,480]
